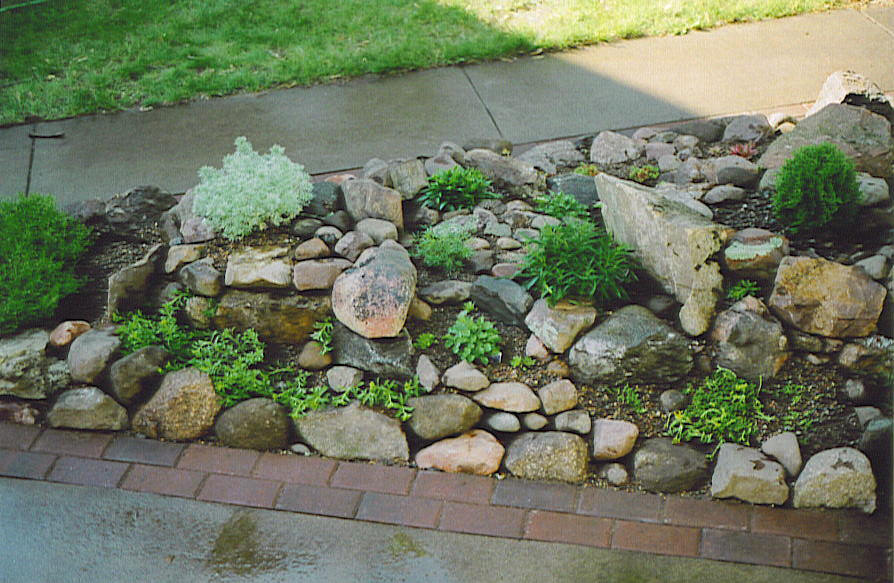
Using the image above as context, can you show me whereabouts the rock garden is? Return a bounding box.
[1,70,891,516]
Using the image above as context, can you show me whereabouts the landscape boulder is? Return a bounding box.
[47,387,129,431]
[214,398,292,450]
[633,438,708,493]
[504,431,589,483]
[793,447,877,513]
[710,297,789,381]
[293,401,408,461]
[131,367,221,440]
[710,444,789,505]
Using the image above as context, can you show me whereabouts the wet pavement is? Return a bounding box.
[1,5,893,204]
[0,478,859,583]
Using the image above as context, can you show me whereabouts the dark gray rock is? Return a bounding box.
[722,114,771,143]
[504,431,589,483]
[406,394,482,441]
[102,185,178,238]
[569,305,692,386]
[470,275,534,327]
[464,149,537,186]
[106,345,169,405]
[670,119,725,143]
[659,389,687,413]
[545,174,599,208]
[331,321,415,379]
[294,401,408,461]
[291,217,324,238]
[68,328,121,384]
[710,297,789,381]
[516,140,584,175]
[107,243,165,314]
[214,398,292,450]
[633,438,708,493]
[305,181,341,218]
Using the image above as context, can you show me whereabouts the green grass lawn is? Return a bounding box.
[0,0,863,126]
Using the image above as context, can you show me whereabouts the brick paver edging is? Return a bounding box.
[1,423,890,580]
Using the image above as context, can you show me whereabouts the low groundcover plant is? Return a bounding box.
[192,136,313,240]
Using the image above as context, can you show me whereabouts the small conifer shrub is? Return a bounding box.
[192,136,313,240]
[772,142,861,235]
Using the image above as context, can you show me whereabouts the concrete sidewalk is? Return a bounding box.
[1,5,893,205]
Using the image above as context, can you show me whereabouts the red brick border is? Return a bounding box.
[1,422,890,580]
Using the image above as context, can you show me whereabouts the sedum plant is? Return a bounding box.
[192,136,313,240]
[0,194,92,334]
[518,218,636,307]
[417,166,499,211]
[772,142,861,235]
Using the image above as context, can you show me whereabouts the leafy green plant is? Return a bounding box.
[628,164,660,183]
[772,142,861,235]
[608,383,647,414]
[411,222,473,272]
[534,191,589,220]
[192,136,313,240]
[413,333,438,350]
[443,301,502,365]
[573,163,600,176]
[665,367,771,457]
[0,194,92,335]
[417,166,499,212]
[510,355,536,369]
[518,218,637,307]
[726,279,760,301]
[771,382,817,433]
[113,290,199,361]
[310,316,334,355]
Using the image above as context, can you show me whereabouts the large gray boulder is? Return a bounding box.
[340,178,404,229]
[212,290,330,344]
[331,321,415,379]
[590,131,644,165]
[793,447,877,514]
[568,305,692,386]
[758,104,893,178]
[806,70,894,123]
[710,444,789,505]
[768,256,886,338]
[406,394,482,441]
[214,398,292,450]
[46,387,129,431]
[710,297,789,381]
[469,276,533,327]
[332,245,417,339]
[545,174,599,208]
[67,328,121,384]
[503,431,589,483]
[633,438,708,493]
[525,299,597,353]
[294,401,409,461]
[516,140,584,175]
[464,149,537,186]
[0,329,70,400]
[595,174,734,335]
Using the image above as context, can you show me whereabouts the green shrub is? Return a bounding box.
[726,279,760,301]
[772,142,861,235]
[113,290,198,362]
[192,136,313,240]
[412,222,474,272]
[518,219,636,307]
[0,194,92,335]
[443,302,502,365]
[665,367,771,457]
[417,166,499,212]
[534,190,589,220]
[413,333,437,350]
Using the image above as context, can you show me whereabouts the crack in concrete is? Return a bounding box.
[460,67,504,141]
[859,8,894,38]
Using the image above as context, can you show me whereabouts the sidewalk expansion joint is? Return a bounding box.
[460,66,504,140]
[860,8,894,38]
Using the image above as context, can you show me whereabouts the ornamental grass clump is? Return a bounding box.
[518,218,636,307]
[417,166,499,211]
[772,142,861,235]
[192,136,313,240]
[0,194,92,334]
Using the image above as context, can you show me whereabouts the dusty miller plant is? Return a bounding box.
[192,136,313,239]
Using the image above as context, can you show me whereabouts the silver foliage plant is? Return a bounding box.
[192,136,313,240]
